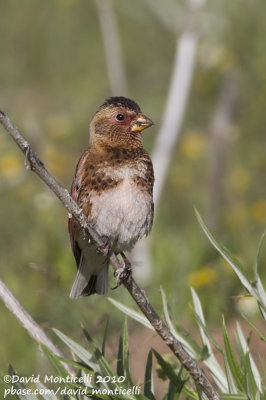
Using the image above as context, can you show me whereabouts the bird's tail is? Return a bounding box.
[70,251,109,298]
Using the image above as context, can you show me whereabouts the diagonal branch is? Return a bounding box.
[0,110,221,400]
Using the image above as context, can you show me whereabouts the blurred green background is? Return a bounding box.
[0,0,265,377]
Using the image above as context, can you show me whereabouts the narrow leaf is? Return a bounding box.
[191,288,228,392]
[236,322,262,393]
[53,328,100,372]
[82,326,135,399]
[108,298,154,330]
[122,318,134,388]
[254,229,266,277]
[153,349,180,387]
[41,345,68,378]
[117,334,123,377]
[144,350,156,400]
[102,319,109,357]
[153,350,196,399]
[224,350,238,394]
[160,287,197,358]
[222,318,245,391]
[254,277,266,321]
[166,379,177,400]
[82,328,117,386]
[195,209,257,298]
[240,314,266,342]
[8,365,38,400]
[0,372,20,400]
[244,352,260,400]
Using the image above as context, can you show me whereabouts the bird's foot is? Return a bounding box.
[111,252,132,290]
[96,236,112,262]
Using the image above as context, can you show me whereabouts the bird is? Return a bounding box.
[68,96,154,298]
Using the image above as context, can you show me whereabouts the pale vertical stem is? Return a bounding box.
[95,0,128,96]
[153,26,199,208]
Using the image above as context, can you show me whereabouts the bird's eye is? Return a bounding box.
[116,113,125,121]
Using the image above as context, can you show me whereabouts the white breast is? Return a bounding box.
[89,177,153,252]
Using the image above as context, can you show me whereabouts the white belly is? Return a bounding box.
[89,178,153,252]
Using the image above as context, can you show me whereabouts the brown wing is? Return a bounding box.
[68,150,91,267]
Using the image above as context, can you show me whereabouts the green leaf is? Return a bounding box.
[108,298,154,330]
[122,318,134,388]
[0,371,13,390]
[240,314,266,342]
[153,350,180,387]
[222,318,245,391]
[144,350,155,400]
[153,350,194,399]
[173,366,188,399]
[244,353,260,400]
[102,319,109,357]
[41,345,69,378]
[7,365,38,400]
[253,277,266,321]
[236,322,262,394]
[82,328,117,386]
[0,371,20,400]
[191,288,228,392]
[253,230,266,320]
[53,328,100,372]
[166,379,177,400]
[82,326,138,399]
[160,287,198,358]
[224,352,238,395]
[254,229,266,277]
[117,334,124,378]
[50,355,95,373]
[195,209,257,297]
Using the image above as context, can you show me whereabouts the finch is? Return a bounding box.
[68,97,154,298]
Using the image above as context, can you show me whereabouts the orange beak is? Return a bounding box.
[131,113,154,133]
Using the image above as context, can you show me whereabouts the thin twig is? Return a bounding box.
[0,110,221,400]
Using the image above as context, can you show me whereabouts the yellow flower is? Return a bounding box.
[199,44,236,71]
[0,154,23,180]
[181,131,207,160]
[188,266,217,289]
[251,200,266,224]
[208,47,236,71]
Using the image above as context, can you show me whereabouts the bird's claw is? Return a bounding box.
[96,236,112,262]
[111,253,132,290]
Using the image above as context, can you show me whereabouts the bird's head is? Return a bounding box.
[89,96,154,149]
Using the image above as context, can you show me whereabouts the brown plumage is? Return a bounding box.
[69,96,154,298]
